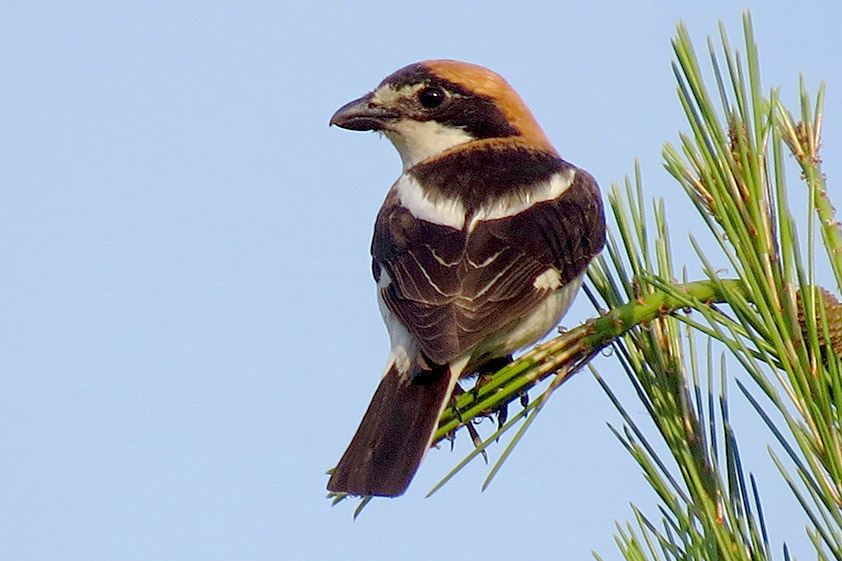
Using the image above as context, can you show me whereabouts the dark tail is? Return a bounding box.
[327,362,459,497]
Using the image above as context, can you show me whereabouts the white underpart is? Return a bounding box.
[469,168,576,230]
[376,263,471,455]
[384,120,474,170]
[485,272,585,358]
[378,258,585,382]
[376,268,417,377]
[533,267,562,290]
[395,174,466,229]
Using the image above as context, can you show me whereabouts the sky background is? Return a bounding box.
[2,1,840,559]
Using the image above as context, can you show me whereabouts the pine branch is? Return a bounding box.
[431,10,842,561]
[336,17,842,561]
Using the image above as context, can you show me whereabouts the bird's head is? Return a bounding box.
[330,60,555,169]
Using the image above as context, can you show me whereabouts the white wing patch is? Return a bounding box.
[469,168,576,231]
[395,174,466,230]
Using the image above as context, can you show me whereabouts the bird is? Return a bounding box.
[327,60,605,497]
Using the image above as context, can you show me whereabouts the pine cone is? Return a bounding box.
[796,286,842,358]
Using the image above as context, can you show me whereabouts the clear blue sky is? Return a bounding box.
[2,1,840,559]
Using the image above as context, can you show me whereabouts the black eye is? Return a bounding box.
[418,87,446,109]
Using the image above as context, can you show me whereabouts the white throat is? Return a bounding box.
[384,120,474,170]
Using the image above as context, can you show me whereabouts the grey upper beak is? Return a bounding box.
[330,92,397,131]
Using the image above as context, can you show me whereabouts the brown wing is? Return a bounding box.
[485,168,605,287]
[372,168,604,366]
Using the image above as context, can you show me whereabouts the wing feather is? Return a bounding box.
[372,166,604,365]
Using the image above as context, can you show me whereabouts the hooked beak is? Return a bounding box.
[329,92,398,131]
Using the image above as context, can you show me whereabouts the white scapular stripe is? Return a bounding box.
[395,174,466,230]
[469,168,576,230]
[396,168,576,232]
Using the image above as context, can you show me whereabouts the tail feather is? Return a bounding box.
[327,361,462,497]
